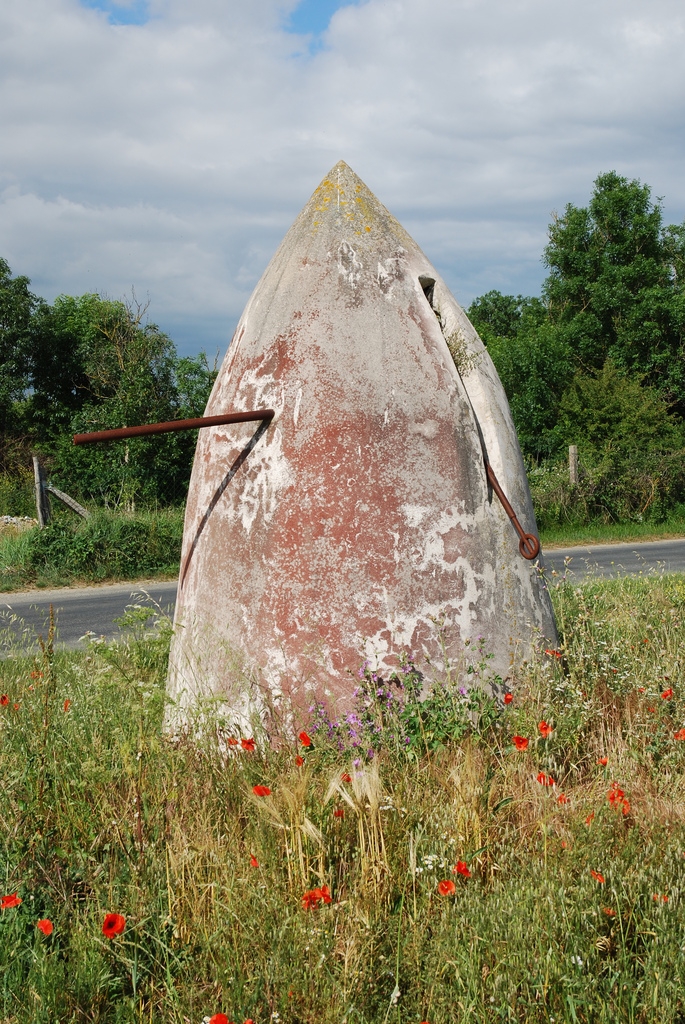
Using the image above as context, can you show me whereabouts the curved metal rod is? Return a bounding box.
[73,409,275,445]
[485,463,540,560]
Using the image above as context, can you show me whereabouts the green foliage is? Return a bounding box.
[1,577,685,1019]
[487,320,573,461]
[0,466,34,518]
[468,172,685,525]
[0,257,36,436]
[544,172,685,403]
[0,268,217,510]
[0,507,183,591]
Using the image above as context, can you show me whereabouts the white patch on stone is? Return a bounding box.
[293,386,303,427]
[399,504,431,528]
[409,419,439,439]
[337,241,363,289]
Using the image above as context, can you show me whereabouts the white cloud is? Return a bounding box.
[1,0,684,355]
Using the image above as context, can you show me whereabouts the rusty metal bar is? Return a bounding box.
[73,409,275,446]
[485,462,540,560]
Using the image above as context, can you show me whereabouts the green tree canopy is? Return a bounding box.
[469,171,685,468]
[543,171,685,403]
[0,258,36,440]
[0,262,217,508]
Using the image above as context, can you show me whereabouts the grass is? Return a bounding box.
[540,514,685,549]
[0,507,184,592]
[1,571,685,1021]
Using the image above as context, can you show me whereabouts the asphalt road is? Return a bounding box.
[0,580,178,650]
[2,537,685,650]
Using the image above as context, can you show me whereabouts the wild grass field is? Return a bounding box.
[1,570,685,1023]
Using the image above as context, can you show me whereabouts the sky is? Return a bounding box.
[1,0,684,358]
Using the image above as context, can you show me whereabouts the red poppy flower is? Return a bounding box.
[538,721,553,738]
[607,783,630,815]
[63,699,71,712]
[512,735,529,751]
[662,688,674,700]
[1,893,21,909]
[341,772,352,783]
[0,695,8,706]
[602,907,616,917]
[585,812,595,826]
[250,855,259,867]
[12,703,19,711]
[252,785,271,797]
[301,885,332,909]
[545,649,562,658]
[102,913,126,937]
[453,861,471,878]
[227,737,239,746]
[590,869,605,884]
[37,919,53,935]
[536,772,555,786]
[209,1015,230,1024]
[652,893,668,903]
[503,693,513,705]
[675,728,685,741]
[437,879,456,896]
[597,757,608,766]
[295,755,304,767]
[298,731,312,747]
[333,808,344,818]
[557,793,568,805]
[241,738,256,752]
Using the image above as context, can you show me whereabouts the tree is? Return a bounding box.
[468,292,572,461]
[0,258,36,442]
[543,171,685,407]
[47,294,217,507]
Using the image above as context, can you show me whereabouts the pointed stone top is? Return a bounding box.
[294,159,415,253]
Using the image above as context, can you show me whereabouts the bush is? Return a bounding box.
[0,507,184,590]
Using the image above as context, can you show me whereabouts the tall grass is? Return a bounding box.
[0,507,184,591]
[1,573,685,1021]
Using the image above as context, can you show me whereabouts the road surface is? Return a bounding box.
[0,580,177,650]
[1,538,684,649]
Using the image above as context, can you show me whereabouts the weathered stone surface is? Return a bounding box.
[167,161,557,729]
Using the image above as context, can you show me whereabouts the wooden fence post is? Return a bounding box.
[569,445,579,486]
[32,456,52,528]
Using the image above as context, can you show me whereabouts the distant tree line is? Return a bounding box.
[466,171,685,526]
[0,269,216,512]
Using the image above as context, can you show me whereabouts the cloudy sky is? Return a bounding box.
[1,0,684,357]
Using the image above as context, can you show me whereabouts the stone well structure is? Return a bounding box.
[167,161,557,728]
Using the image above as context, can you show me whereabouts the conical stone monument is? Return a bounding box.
[167,161,557,729]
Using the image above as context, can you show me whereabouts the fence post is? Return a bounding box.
[569,445,579,486]
[32,456,52,528]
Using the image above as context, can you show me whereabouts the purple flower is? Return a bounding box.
[459,687,468,697]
